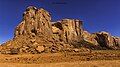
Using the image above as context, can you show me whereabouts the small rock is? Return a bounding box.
[36,46,45,53]
[73,48,79,52]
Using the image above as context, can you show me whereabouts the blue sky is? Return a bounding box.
[0,0,120,44]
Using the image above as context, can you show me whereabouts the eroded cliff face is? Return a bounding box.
[95,31,120,49]
[52,19,83,47]
[0,6,84,54]
[0,6,59,54]
[15,6,52,38]
[0,6,120,54]
[82,31,98,46]
[81,31,120,49]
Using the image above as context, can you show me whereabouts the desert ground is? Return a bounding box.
[0,60,120,67]
[0,50,120,67]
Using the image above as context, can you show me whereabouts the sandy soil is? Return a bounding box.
[0,50,119,67]
[0,60,120,67]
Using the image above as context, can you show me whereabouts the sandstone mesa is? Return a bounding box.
[0,6,120,54]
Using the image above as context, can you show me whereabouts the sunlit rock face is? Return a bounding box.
[15,6,53,38]
[0,6,84,54]
[82,31,99,46]
[52,19,83,47]
[0,6,57,54]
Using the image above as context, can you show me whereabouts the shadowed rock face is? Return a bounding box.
[113,37,120,48]
[95,31,120,49]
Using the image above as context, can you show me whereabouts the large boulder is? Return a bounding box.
[36,46,45,53]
